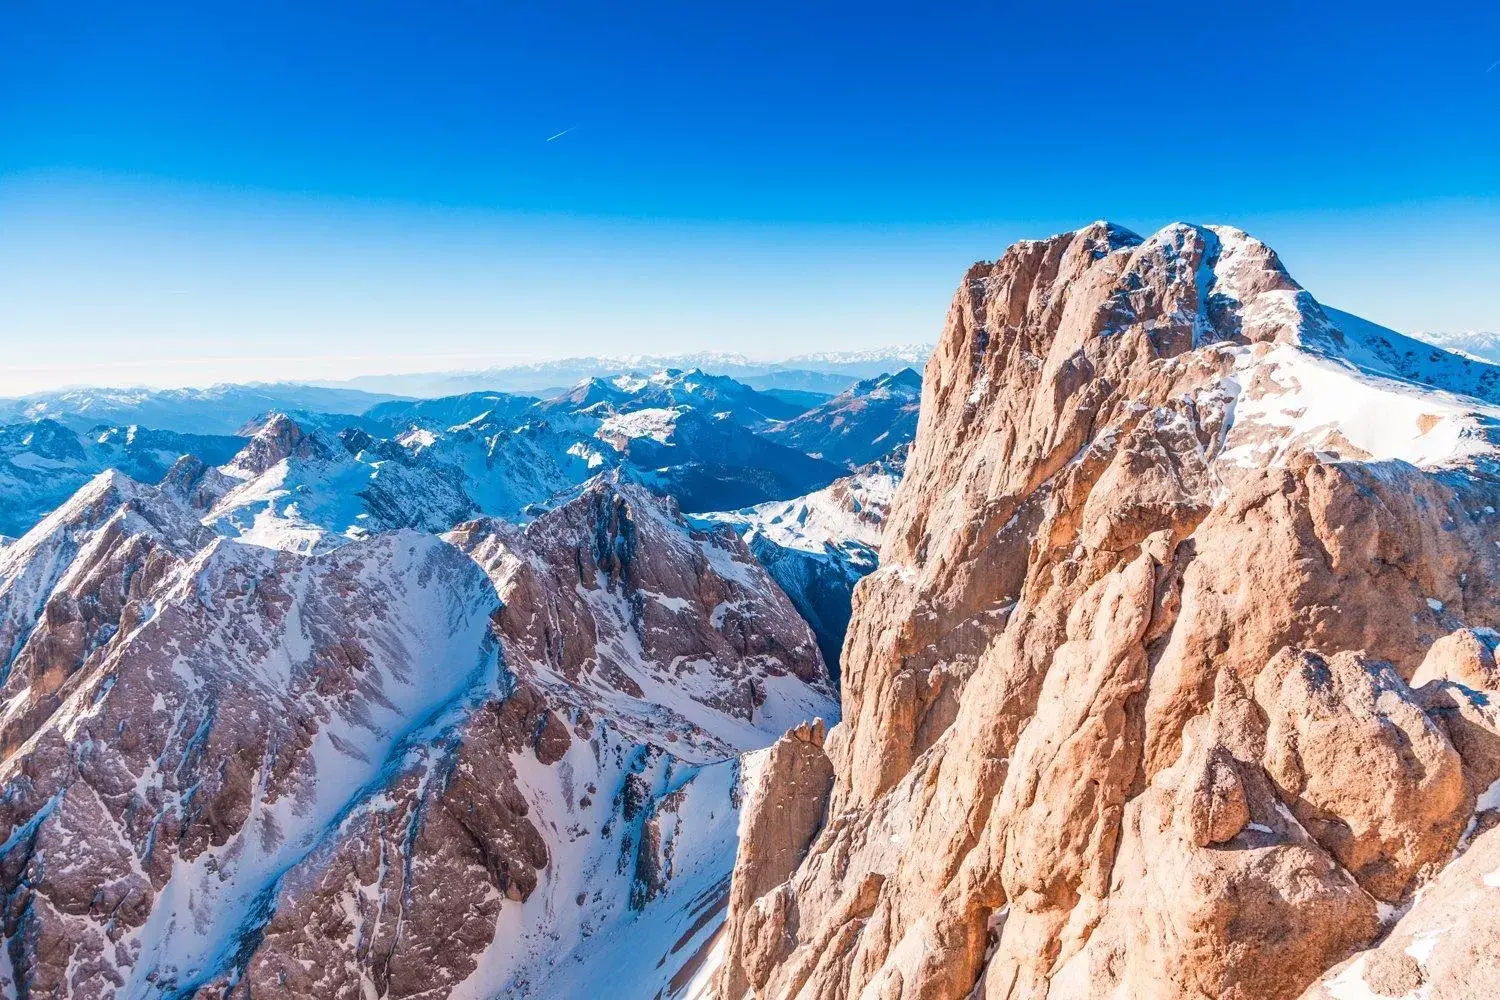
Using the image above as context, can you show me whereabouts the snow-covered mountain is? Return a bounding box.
[404,369,845,520]
[363,389,538,432]
[530,369,808,432]
[202,414,480,552]
[696,450,904,675]
[782,344,932,372]
[183,369,849,554]
[761,368,922,467]
[1410,329,1500,365]
[0,418,244,537]
[0,467,835,998]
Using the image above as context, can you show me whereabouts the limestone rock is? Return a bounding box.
[715,222,1500,1000]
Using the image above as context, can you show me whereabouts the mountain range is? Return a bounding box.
[303,346,935,399]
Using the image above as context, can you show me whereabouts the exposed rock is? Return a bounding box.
[0,469,835,997]
[716,720,835,1000]
[715,222,1500,1000]
[1412,626,1500,690]
[1300,818,1500,1000]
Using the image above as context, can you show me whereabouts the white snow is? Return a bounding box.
[1218,344,1500,471]
[597,407,683,446]
[697,466,897,558]
[1323,955,1432,1000]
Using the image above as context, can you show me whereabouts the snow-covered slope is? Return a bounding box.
[0,419,244,537]
[697,451,904,675]
[363,389,538,433]
[0,469,835,998]
[762,368,922,467]
[204,414,478,552]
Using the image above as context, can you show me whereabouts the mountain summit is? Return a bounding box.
[715,221,1500,1000]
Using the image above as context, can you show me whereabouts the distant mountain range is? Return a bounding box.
[305,345,935,397]
[761,368,922,467]
[0,363,925,547]
[1411,329,1500,365]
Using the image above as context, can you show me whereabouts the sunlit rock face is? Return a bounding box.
[715,222,1500,1000]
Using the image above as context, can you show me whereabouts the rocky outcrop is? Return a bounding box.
[716,720,835,1000]
[714,222,1500,1000]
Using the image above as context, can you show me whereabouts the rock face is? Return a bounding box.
[0,467,835,998]
[714,222,1500,1000]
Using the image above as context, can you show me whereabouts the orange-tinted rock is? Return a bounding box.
[717,222,1500,1000]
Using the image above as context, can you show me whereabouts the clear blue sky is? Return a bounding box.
[2,0,1498,392]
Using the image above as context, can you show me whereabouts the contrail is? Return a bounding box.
[1488,60,1500,73]
[546,127,574,142]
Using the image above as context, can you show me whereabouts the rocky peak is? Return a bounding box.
[879,366,923,390]
[227,411,330,476]
[715,222,1500,1000]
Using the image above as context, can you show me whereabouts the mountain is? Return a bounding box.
[0,470,835,997]
[363,390,538,432]
[714,222,1500,1000]
[197,414,479,552]
[1411,328,1500,365]
[780,345,932,378]
[531,369,808,431]
[201,374,846,552]
[0,383,405,435]
[590,407,840,513]
[400,370,846,519]
[0,418,245,536]
[316,348,935,399]
[696,450,904,676]
[762,368,923,467]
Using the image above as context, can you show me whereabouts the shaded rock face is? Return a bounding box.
[715,222,1500,1000]
[0,468,834,997]
[761,369,922,468]
[0,419,244,538]
[697,451,904,681]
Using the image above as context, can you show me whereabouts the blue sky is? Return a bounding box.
[2,0,1497,392]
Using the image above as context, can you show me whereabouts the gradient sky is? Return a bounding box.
[2,0,1498,394]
